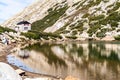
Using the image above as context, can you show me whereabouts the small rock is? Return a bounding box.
[0,62,22,80]
[65,76,79,80]
[24,78,50,80]
[15,69,25,76]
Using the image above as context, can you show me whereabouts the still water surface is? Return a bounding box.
[7,41,120,80]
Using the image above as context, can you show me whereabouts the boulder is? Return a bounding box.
[101,36,115,41]
[0,62,22,80]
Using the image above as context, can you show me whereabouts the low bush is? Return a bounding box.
[22,30,62,40]
[114,35,120,40]
[66,36,77,39]
[0,26,16,34]
[21,32,40,39]
[87,24,101,36]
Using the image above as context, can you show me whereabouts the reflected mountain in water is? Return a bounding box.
[7,41,120,80]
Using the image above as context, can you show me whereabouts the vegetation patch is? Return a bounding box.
[82,13,90,18]
[96,31,106,38]
[32,3,69,32]
[88,24,101,36]
[69,20,84,33]
[21,31,40,39]
[106,12,120,27]
[22,30,62,40]
[114,35,120,40]
[108,2,120,13]
[0,26,16,34]
[66,36,77,39]
[71,30,78,35]
[55,23,70,34]
[89,15,105,21]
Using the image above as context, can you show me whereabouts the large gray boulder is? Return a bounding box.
[0,62,22,80]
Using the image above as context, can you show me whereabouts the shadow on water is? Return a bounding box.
[7,41,120,79]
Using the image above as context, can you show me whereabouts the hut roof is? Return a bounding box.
[17,21,30,25]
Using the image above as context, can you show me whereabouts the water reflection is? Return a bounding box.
[7,41,120,80]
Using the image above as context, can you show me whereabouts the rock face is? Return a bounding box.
[0,62,22,80]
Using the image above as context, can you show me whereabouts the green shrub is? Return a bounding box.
[82,13,90,18]
[69,21,84,32]
[21,32,40,39]
[105,12,120,27]
[66,36,77,39]
[96,31,106,38]
[4,27,16,32]
[89,14,105,21]
[107,12,120,21]
[71,30,77,35]
[88,24,101,36]
[117,29,120,32]
[110,21,118,27]
[114,35,120,40]
[61,30,70,34]
[95,0,102,5]
[22,30,62,40]
[0,26,16,34]
[76,0,86,9]
[72,1,80,7]
[99,19,108,25]
[103,0,109,3]
[108,2,120,13]
[101,28,106,33]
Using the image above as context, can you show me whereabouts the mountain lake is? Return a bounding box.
[7,41,120,80]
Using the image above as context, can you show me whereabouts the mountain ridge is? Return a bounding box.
[2,0,120,40]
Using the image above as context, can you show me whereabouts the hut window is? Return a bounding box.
[24,27,28,30]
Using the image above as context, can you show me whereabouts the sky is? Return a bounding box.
[0,0,35,23]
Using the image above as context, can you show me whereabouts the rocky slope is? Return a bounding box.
[2,0,120,40]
